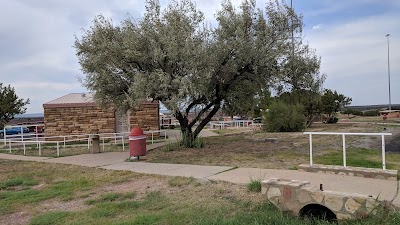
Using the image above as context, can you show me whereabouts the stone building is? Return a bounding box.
[379,109,400,118]
[43,93,159,136]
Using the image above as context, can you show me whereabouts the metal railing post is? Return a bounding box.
[87,138,90,150]
[151,132,154,144]
[23,142,26,155]
[36,128,39,147]
[3,128,5,145]
[102,138,105,152]
[122,136,125,151]
[57,142,60,157]
[342,134,346,167]
[382,135,386,170]
[9,140,11,153]
[39,142,41,156]
[63,137,66,148]
[309,134,313,166]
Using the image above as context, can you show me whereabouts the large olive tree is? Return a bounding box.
[75,0,303,146]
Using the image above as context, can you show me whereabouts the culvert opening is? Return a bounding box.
[299,204,337,222]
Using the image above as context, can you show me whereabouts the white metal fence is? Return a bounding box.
[3,130,167,157]
[304,132,393,170]
[209,120,255,129]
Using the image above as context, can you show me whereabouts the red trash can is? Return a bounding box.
[129,127,147,159]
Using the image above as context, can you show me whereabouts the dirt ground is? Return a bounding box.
[145,123,400,169]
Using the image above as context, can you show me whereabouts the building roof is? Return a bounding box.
[379,110,400,113]
[43,93,97,108]
[43,93,159,108]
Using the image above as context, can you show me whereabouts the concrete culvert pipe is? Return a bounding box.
[299,204,337,222]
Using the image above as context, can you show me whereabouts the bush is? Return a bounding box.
[263,101,305,132]
[324,117,338,124]
[363,110,380,117]
[352,110,363,116]
[247,180,261,192]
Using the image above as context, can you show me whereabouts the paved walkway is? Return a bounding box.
[0,128,399,207]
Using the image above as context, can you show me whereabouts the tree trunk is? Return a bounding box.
[306,114,319,128]
[174,102,221,148]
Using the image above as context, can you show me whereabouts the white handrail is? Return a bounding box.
[304,132,392,170]
[4,129,168,157]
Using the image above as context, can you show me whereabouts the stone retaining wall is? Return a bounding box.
[298,164,398,180]
[262,178,384,220]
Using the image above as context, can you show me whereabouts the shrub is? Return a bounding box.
[352,109,363,116]
[363,110,380,117]
[325,117,338,124]
[247,180,261,192]
[263,101,305,132]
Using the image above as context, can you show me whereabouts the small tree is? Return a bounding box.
[264,100,305,132]
[321,89,352,123]
[278,89,321,128]
[0,83,30,129]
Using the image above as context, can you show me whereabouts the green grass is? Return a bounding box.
[168,176,196,187]
[314,148,397,169]
[0,177,39,190]
[28,198,400,225]
[1,159,400,225]
[0,159,136,215]
[247,180,261,192]
[85,192,136,205]
[29,211,70,225]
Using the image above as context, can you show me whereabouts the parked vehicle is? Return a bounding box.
[253,117,262,123]
[0,127,29,135]
[34,126,44,133]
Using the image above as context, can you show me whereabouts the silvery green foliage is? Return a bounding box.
[75,0,316,142]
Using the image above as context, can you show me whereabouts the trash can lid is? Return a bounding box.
[130,127,144,136]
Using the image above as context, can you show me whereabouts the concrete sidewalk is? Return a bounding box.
[208,168,400,206]
[101,162,233,179]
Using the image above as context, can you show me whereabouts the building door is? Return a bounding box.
[115,111,130,133]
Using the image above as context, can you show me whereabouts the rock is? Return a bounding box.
[336,213,352,220]
[366,199,378,214]
[375,175,385,179]
[325,195,344,212]
[264,138,279,143]
[298,190,312,204]
[338,172,347,176]
[345,198,361,213]
[267,187,282,199]
[311,192,324,203]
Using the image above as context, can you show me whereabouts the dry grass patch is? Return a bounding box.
[146,123,400,169]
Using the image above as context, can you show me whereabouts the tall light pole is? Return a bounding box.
[386,34,391,111]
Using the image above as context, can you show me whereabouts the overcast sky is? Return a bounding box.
[1,0,399,113]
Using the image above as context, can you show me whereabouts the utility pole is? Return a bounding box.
[290,0,295,90]
[386,34,391,111]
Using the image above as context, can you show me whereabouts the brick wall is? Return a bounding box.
[44,106,116,137]
[130,102,159,131]
[44,102,159,137]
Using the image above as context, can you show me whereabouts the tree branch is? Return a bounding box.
[185,96,207,116]
[193,102,221,138]
[188,101,215,128]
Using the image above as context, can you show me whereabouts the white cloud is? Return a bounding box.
[312,24,322,30]
[305,13,400,105]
